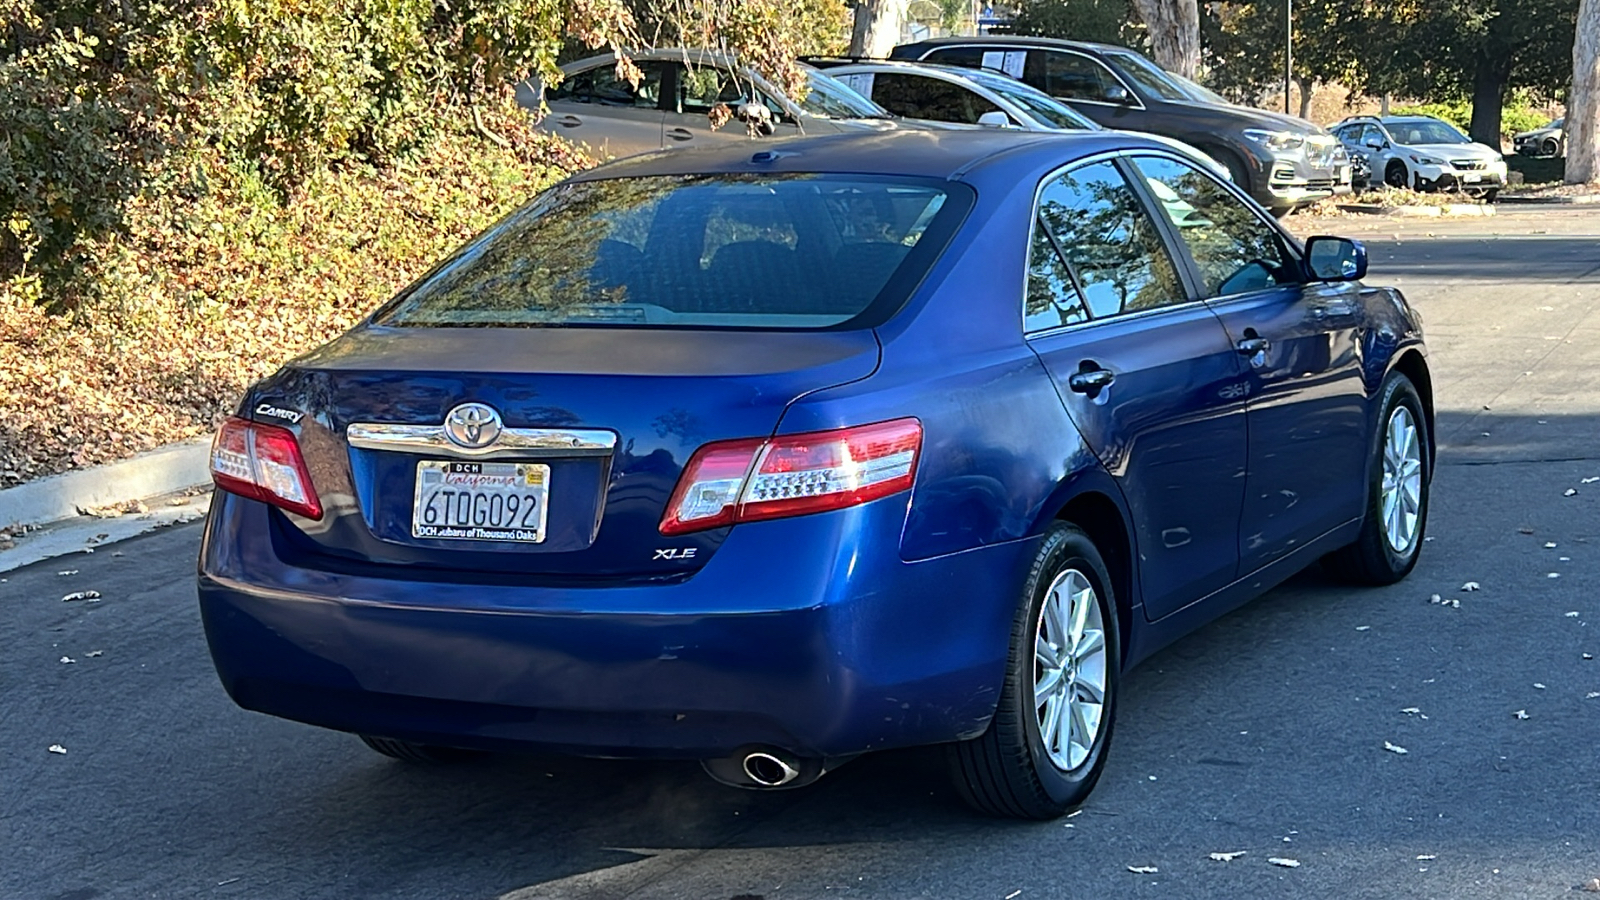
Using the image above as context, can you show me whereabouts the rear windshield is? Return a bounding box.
[373,174,965,329]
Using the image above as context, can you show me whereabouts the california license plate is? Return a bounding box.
[412,461,549,543]
[1462,172,1483,183]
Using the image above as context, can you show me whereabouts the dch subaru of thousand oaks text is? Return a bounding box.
[198,129,1432,819]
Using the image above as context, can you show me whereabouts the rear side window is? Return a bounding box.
[1023,51,1122,103]
[869,73,1000,124]
[549,62,665,109]
[1025,160,1185,330]
[374,175,967,329]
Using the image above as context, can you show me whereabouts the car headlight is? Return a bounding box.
[1242,129,1306,152]
[1409,154,1443,166]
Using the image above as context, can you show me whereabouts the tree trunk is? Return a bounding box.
[1467,48,1512,148]
[1569,0,1600,184]
[1294,74,1314,120]
[1128,0,1200,79]
[849,0,904,58]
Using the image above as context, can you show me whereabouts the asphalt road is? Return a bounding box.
[6,208,1600,900]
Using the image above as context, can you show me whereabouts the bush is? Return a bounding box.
[1008,0,1141,46]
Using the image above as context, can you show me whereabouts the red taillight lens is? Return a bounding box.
[210,416,323,520]
[659,418,921,536]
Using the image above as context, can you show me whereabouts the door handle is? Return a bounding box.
[1067,367,1115,394]
[667,127,694,141]
[556,115,582,128]
[1235,336,1271,356]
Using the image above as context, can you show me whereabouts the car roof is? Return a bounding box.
[565,129,1175,182]
[898,35,1134,55]
[561,49,820,74]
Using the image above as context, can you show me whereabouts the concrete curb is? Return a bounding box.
[0,438,212,529]
[1336,203,1496,218]
[1498,194,1600,205]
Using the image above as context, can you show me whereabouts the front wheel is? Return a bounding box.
[947,523,1120,819]
[1324,372,1430,584]
[1385,161,1410,189]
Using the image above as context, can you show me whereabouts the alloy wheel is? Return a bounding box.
[1380,405,1424,554]
[1033,568,1108,772]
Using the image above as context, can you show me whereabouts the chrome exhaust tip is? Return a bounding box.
[701,746,852,790]
[741,751,800,787]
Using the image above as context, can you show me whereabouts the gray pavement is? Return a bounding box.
[5,208,1600,900]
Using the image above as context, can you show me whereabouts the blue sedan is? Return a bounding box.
[198,129,1432,819]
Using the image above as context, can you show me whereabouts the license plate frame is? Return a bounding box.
[411,460,550,544]
[1461,172,1483,183]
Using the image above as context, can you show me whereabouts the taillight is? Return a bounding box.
[210,416,323,520]
[660,418,921,536]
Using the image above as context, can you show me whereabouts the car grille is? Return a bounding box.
[1452,159,1487,170]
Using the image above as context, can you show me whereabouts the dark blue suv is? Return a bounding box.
[198,130,1431,818]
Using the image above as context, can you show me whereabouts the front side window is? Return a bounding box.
[1130,155,1297,297]
[550,62,665,109]
[373,175,965,329]
[671,63,757,115]
[869,73,1000,124]
[1102,51,1191,102]
[1026,160,1186,329]
[1023,51,1122,103]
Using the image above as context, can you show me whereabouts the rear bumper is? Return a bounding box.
[197,493,1030,759]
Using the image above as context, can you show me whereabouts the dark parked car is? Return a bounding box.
[891,36,1351,215]
[199,130,1431,819]
[521,50,904,159]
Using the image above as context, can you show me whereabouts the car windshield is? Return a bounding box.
[1171,71,1231,105]
[373,174,963,329]
[1552,117,1565,129]
[1385,119,1470,145]
[1102,51,1193,102]
[960,70,1099,129]
[800,70,892,119]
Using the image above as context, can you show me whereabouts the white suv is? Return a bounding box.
[1333,115,1506,200]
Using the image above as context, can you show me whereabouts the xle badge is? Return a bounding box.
[653,548,698,560]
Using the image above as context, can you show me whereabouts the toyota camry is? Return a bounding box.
[198,129,1432,819]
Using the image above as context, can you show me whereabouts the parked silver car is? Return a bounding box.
[1333,115,1506,199]
[520,50,905,159]
[1513,118,1564,158]
[809,59,1101,132]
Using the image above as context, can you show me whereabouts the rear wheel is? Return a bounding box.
[1324,372,1429,585]
[358,734,479,763]
[947,523,1120,819]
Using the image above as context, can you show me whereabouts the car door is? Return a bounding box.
[1127,153,1368,574]
[540,61,668,158]
[660,62,803,148]
[859,72,1006,125]
[1023,158,1250,621]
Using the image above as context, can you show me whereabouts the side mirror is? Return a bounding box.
[976,111,1013,129]
[1104,85,1131,104]
[1364,138,1385,150]
[1305,236,1367,282]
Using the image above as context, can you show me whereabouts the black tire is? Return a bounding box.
[1385,161,1409,189]
[1324,372,1430,585]
[358,734,479,763]
[1543,138,1560,157]
[1481,188,1499,203]
[947,523,1121,819]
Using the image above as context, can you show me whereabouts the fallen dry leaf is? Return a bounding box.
[57,569,78,576]
[1416,854,1437,861]
[1545,542,1558,549]
[1126,865,1158,874]
[1400,707,1421,715]
[1534,683,1546,689]
[1587,692,1600,699]
[1384,741,1409,754]
[1513,709,1530,719]
[1461,582,1480,592]
[48,744,66,755]
[59,656,74,664]
[1583,477,1600,485]
[1568,612,1581,617]
[61,591,101,602]
[1268,858,1301,868]
[1355,625,1371,631]
[1566,489,1579,497]
[86,650,104,658]
[1209,851,1247,862]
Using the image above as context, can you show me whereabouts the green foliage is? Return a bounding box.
[1009,0,1142,46]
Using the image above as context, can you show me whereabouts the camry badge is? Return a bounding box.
[443,402,503,449]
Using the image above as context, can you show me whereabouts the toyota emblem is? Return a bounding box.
[443,402,503,449]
